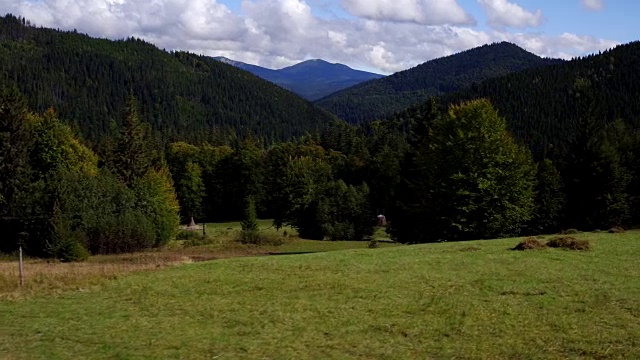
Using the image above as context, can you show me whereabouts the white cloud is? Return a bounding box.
[0,0,620,74]
[493,31,618,60]
[341,0,475,25]
[478,0,543,28]
[582,0,604,11]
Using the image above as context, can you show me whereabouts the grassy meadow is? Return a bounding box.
[0,229,639,359]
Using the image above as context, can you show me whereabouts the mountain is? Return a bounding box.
[316,42,563,124]
[0,14,336,143]
[434,41,640,154]
[214,57,384,101]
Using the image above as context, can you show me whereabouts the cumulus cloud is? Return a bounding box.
[582,0,604,11]
[341,0,475,25]
[478,0,543,28]
[492,31,618,60]
[0,0,620,74]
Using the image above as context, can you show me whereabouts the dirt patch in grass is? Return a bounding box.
[512,237,546,251]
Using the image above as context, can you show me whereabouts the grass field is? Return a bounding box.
[0,231,638,359]
[0,220,392,299]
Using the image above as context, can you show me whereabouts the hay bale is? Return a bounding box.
[512,237,546,251]
[608,226,625,234]
[547,236,591,251]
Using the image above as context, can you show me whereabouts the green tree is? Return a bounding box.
[279,156,333,240]
[133,167,181,247]
[177,162,206,221]
[0,88,32,216]
[529,159,565,234]
[390,99,535,243]
[29,108,98,178]
[109,95,156,186]
[241,197,258,232]
[317,181,374,241]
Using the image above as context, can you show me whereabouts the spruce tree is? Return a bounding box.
[529,159,564,234]
[0,88,32,216]
[110,95,156,186]
[241,197,258,232]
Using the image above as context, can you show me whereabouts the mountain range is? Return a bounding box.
[316,42,564,124]
[0,14,336,143]
[214,57,384,101]
[2,12,638,154]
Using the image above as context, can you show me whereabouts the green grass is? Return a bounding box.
[1,232,639,359]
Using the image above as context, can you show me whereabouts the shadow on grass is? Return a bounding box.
[267,251,317,256]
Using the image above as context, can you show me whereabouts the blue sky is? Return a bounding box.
[0,0,634,73]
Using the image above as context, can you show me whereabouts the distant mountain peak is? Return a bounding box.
[214,57,384,101]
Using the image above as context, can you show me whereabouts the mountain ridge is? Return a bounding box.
[316,42,564,124]
[0,14,336,143]
[213,57,384,101]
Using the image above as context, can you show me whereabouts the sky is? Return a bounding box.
[0,0,636,74]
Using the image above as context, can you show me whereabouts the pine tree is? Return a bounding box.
[529,159,564,234]
[241,197,258,232]
[0,88,32,216]
[110,95,156,186]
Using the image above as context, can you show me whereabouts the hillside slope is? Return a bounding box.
[391,41,639,153]
[215,57,384,100]
[316,42,562,124]
[0,15,336,143]
[1,232,638,358]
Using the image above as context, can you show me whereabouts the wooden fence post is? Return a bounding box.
[19,246,24,288]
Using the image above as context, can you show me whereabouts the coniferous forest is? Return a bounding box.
[0,15,335,144]
[3,14,640,260]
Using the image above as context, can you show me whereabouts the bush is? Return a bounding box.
[368,239,379,249]
[54,236,90,262]
[176,230,214,246]
[133,168,180,247]
[85,211,156,254]
[547,236,592,251]
[49,203,89,262]
[512,237,546,251]
[238,230,285,246]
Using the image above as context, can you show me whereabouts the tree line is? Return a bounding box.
[3,84,639,260]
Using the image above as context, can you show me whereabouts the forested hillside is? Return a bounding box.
[437,41,640,153]
[0,14,335,143]
[316,42,562,124]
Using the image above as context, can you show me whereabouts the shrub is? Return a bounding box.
[368,239,379,249]
[54,236,90,262]
[238,230,285,246]
[176,230,214,246]
[512,237,546,251]
[85,211,156,254]
[49,203,89,262]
